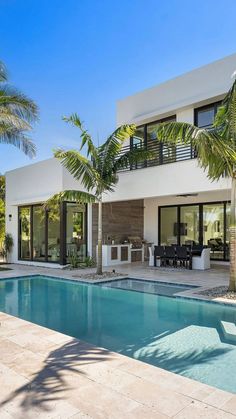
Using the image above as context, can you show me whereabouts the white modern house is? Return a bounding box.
[5,53,236,267]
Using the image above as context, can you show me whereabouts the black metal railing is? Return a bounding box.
[117,141,196,172]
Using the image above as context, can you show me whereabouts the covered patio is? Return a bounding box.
[93,190,232,273]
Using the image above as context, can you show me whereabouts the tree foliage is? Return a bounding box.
[47,115,152,274]
[0,60,38,157]
[154,77,236,291]
[47,115,152,205]
[154,79,236,181]
[0,175,5,246]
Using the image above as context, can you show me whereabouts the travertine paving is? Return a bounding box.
[1,312,236,418]
[0,262,235,418]
[0,261,230,289]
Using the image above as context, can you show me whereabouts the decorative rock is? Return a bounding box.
[72,271,126,281]
[197,286,236,300]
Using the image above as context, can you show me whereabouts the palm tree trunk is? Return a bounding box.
[229,174,236,291]
[97,200,103,275]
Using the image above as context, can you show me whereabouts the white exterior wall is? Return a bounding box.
[103,159,231,203]
[117,53,236,125]
[5,54,236,264]
[6,158,63,206]
[5,158,63,264]
[177,108,193,124]
[5,158,93,264]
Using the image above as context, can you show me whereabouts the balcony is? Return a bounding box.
[118,141,196,172]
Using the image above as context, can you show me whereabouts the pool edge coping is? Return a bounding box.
[1,273,236,307]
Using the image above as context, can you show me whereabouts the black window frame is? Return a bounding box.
[130,115,177,168]
[18,202,88,265]
[158,201,230,261]
[194,101,221,129]
[64,201,88,264]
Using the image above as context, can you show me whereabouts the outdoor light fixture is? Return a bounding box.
[8,214,12,221]
[176,193,198,198]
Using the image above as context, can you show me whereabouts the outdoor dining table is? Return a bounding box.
[154,245,193,270]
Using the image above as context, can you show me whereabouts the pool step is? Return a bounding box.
[220,320,236,342]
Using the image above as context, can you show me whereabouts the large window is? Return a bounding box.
[159,202,230,261]
[160,206,178,245]
[19,207,31,260]
[180,205,199,246]
[66,203,87,263]
[48,206,60,263]
[130,115,194,169]
[195,102,221,129]
[19,203,87,264]
[32,206,45,261]
[130,116,181,169]
[203,203,225,260]
[226,203,230,260]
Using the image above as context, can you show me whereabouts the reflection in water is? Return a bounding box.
[1,276,236,392]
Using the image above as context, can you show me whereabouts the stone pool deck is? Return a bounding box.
[0,262,236,418]
[0,261,233,304]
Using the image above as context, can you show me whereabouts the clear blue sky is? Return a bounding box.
[1,0,236,173]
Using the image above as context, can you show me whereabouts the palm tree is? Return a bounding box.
[0,60,38,157]
[47,114,151,275]
[154,77,236,291]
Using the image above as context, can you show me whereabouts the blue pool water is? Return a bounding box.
[1,275,236,393]
[101,278,197,296]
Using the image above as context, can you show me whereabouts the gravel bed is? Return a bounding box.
[72,271,126,280]
[197,286,236,300]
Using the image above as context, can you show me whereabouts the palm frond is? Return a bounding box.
[155,121,200,145]
[0,108,31,131]
[214,79,236,140]
[195,130,236,180]
[0,62,38,158]
[0,85,38,123]
[0,61,7,82]
[113,148,153,171]
[0,129,36,157]
[54,149,100,191]
[99,124,136,156]
[98,124,136,175]
[97,173,119,195]
[155,120,236,180]
[63,113,98,160]
[45,189,96,210]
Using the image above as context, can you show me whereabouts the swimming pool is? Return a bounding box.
[100,278,197,296]
[0,275,236,393]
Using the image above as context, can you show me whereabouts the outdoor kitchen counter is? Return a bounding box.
[97,244,145,266]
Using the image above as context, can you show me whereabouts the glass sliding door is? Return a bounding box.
[32,206,45,261]
[159,201,230,261]
[225,203,230,260]
[19,204,61,263]
[66,203,86,262]
[48,206,60,263]
[180,205,199,246]
[203,203,224,260]
[19,207,31,260]
[160,207,178,245]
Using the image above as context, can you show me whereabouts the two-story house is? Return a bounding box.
[5,53,236,266]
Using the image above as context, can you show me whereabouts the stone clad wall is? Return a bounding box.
[92,200,144,258]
